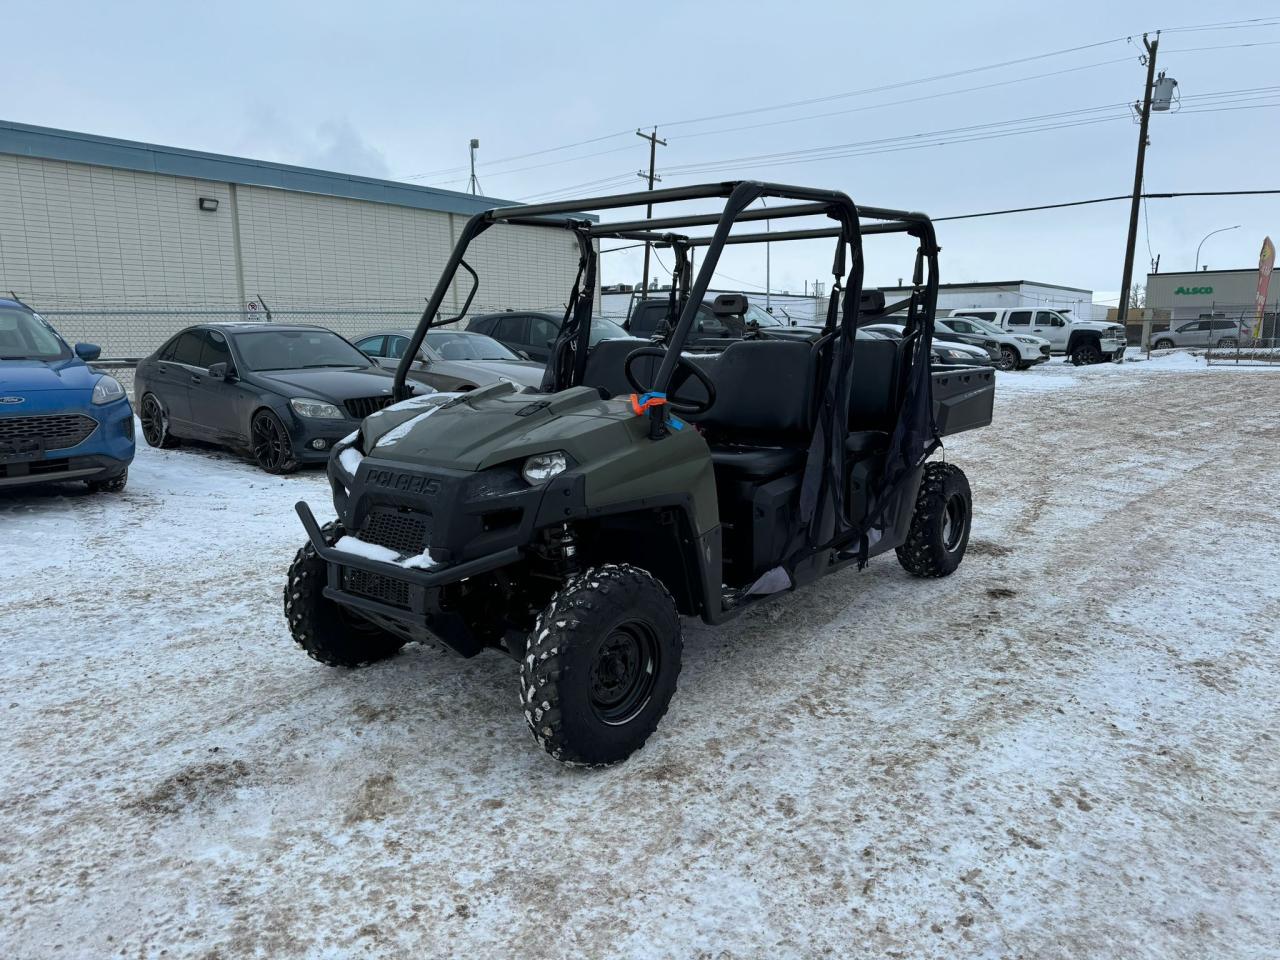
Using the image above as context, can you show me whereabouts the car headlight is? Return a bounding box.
[938,349,966,361]
[290,397,346,419]
[91,375,126,405]
[522,451,569,484]
[1015,336,1039,345]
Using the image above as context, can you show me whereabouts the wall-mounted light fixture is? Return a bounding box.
[198,197,219,212]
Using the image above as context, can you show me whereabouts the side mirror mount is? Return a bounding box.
[74,342,101,362]
[207,362,234,381]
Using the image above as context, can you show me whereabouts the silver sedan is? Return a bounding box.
[354,329,546,391]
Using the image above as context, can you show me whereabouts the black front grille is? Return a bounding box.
[360,508,429,556]
[344,395,397,419]
[0,414,97,450]
[344,569,411,608]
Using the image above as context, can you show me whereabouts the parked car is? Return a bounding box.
[939,315,1051,371]
[0,297,134,492]
[947,307,1126,365]
[1151,318,1248,350]
[860,323,993,367]
[134,323,421,474]
[625,297,797,341]
[355,329,545,391]
[467,311,630,362]
[931,318,1002,363]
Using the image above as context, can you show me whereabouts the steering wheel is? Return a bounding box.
[623,347,716,416]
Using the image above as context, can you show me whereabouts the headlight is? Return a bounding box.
[1015,336,1039,345]
[290,397,346,419]
[938,349,965,361]
[522,451,569,484]
[91,375,125,405]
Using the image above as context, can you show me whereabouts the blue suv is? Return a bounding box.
[0,298,135,492]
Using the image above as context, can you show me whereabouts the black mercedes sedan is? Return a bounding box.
[133,323,423,473]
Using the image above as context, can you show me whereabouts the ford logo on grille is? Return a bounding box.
[0,396,24,405]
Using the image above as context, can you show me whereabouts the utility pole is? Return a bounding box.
[468,138,482,195]
[636,128,666,295]
[1117,33,1159,323]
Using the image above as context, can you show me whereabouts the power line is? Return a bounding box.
[395,20,1280,185]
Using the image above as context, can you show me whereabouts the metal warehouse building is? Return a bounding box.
[0,121,589,362]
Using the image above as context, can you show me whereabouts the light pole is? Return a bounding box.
[1194,225,1240,272]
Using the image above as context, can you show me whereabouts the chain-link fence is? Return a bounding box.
[1199,303,1280,366]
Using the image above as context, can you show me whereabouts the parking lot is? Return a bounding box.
[3,356,1278,959]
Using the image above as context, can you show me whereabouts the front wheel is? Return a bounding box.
[284,521,406,667]
[897,462,972,578]
[252,409,299,474]
[1153,338,1174,351]
[1070,341,1103,366]
[140,394,179,448]
[996,346,1019,371]
[520,564,682,767]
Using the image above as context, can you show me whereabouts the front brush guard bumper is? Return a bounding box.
[295,500,522,654]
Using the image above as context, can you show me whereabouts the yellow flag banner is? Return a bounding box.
[1255,236,1275,339]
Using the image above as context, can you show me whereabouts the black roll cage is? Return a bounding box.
[392,181,942,568]
[393,180,939,403]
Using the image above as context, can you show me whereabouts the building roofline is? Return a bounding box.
[0,119,543,219]
[1147,268,1258,278]
[876,280,1092,295]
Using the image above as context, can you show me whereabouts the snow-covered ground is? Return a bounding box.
[3,356,1279,959]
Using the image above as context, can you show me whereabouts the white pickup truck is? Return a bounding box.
[948,308,1126,365]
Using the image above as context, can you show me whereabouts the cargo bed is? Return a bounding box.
[932,366,994,436]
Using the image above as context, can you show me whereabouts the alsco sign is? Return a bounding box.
[1174,286,1214,295]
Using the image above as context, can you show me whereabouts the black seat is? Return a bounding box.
[709,445,807,480]
[696,339,814,436]
[580,337,652,399]
[847,336,907,431]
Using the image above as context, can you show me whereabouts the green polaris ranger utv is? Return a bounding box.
[284,181,994,767]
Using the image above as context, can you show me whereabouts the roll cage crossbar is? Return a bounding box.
[393,180,938,403]
[392,179,941,573]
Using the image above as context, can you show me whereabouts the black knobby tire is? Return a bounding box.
[1070,340,1102,366]
[140,393,179,448]
[284,521,405,667]
[997,346,1019,372]
[88,469,128,493]
[520,564,682,767]
[1153,338,1174,351]
[252,409,298,474]
[896,462,972,578]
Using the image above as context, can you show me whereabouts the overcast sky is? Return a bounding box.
[6,1,1278,304]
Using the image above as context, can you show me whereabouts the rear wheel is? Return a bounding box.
[1070,340,1102,366]
[140,394,179,448]
[897,462,972,578]
[1219,337,1238,349]
[252,409,298,474]
[284,521,406,667]
[520,564,682,767]
[1153,338,1174,351]
[996,346,1019,371]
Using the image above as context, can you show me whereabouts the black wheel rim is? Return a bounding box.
[141,396,164,446]
[999,348,1017,371]
[252,414,287,470]
[941,494,968,553]
[589,622,659,726]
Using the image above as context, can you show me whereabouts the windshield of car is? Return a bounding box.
[234,329,372,371]
[0,306,71,361]
[742,303,784,327]
[962,317,1006,337]
[588,316,629,344]
[426,331,521,361]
